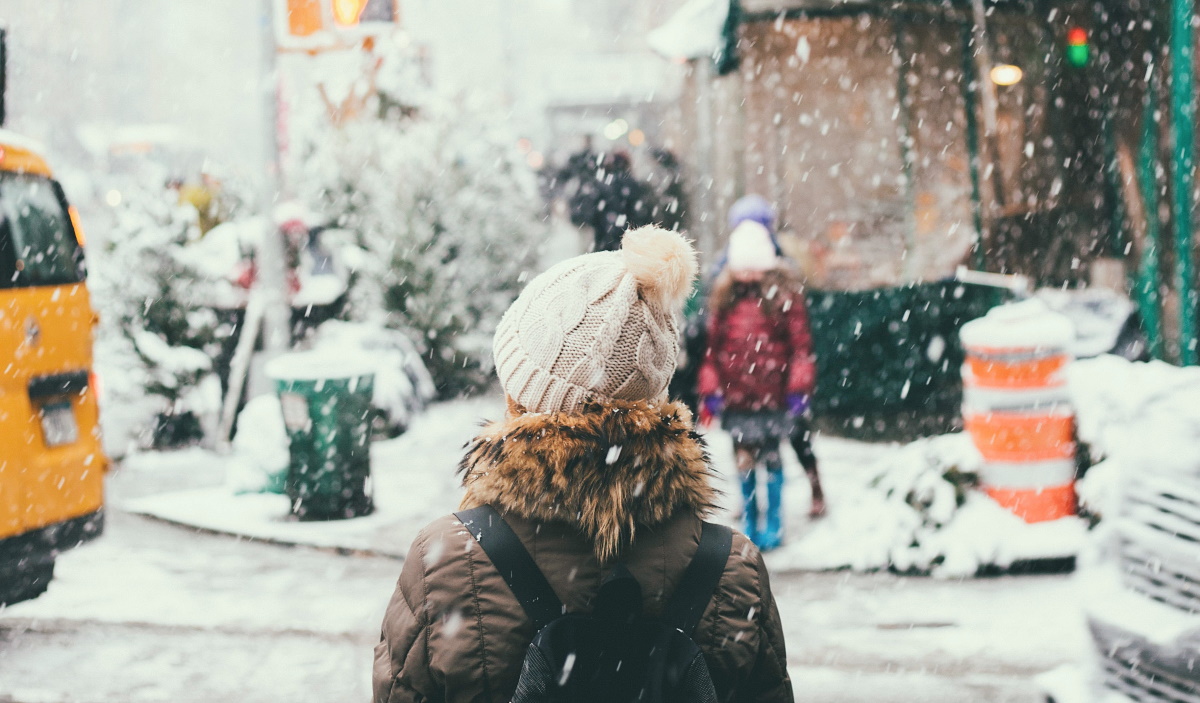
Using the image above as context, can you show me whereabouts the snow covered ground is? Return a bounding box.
[3,367,1124,701]
[117,396,503,557]
[114,390,932,568]
[0,512,391,703]
[22,344,1192,700]
[117,388,1088,575]
[0,510,1084,703]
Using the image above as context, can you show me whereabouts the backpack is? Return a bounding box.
[455,505,733,703]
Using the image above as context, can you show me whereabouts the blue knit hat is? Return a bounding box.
[727,194,776,233]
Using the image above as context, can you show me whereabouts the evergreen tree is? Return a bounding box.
[290,37,542,397]
[92,176,222,449]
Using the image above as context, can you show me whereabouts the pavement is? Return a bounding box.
[0,391,1094,701]
[111,396,495,559]
[0,510,1087,703]
[112,395,880,565]
[0,511,389,703]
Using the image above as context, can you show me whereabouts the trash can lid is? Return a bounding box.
[265,349,375,381]
[960,299,1074,352]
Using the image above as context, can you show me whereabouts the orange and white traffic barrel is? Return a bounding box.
[960,300,1076,523]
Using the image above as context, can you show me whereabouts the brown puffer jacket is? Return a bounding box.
[372,398,793,703]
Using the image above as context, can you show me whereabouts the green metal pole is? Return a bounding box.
[1101,103,1127,259]
[1139,73,1165,360]
[960,21,986,271]
[1171,0,1197,364]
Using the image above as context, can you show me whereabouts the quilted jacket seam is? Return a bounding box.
[465,545,494,699]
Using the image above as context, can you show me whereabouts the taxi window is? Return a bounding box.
[0,173,85,287]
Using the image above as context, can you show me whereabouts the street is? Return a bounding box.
[0,509,1083,703]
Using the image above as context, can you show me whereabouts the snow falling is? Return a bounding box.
[1,1,1200,702]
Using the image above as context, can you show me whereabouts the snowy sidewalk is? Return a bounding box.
[116,394,1086,575]
[116,397,504,559]
[115,395,889,565]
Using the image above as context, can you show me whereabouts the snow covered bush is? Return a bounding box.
[91,177,224,450]
[870,433,981,527]
[288,37,542,397]
[774,432,1089,577]
[226,394,289,495]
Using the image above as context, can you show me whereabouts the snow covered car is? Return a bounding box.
[1081,473,1200,701]
[1036,288,1148,362]
[1075,372,1200,701]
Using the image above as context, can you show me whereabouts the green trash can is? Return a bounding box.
[266,352,375,520]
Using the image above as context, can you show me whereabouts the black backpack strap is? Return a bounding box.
[664,521,733,637]
[455,505,564,631]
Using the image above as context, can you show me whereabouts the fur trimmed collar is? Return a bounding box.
[458,399,717,562]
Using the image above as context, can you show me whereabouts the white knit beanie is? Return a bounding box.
[726,220,779,272]
[493,226,699,415]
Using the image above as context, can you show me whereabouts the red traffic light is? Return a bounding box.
[1067,27,1088,46]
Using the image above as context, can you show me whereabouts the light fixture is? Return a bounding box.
[989,64,1024,86]
[603,118,629,141]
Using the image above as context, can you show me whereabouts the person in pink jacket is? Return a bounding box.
[698,221,821,549]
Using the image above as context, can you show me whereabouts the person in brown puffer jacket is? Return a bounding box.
[372,226,794,703]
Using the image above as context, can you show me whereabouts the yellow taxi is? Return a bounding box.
[0,129,106,605]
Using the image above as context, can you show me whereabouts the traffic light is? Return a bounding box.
[332,0,367,26]
[284,0,395,37]
[1066,27,1089,67]
[332,0,394,26]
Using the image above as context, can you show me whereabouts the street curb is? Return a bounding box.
[123,509,408,562]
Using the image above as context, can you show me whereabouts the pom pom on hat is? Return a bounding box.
[726,221,779,272]
[621,225,699,308]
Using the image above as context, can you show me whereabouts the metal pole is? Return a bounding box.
[222,0,291,445]
[1101,102,1126,259]
[969,0,1005,212]
[259,0,290,356]
[1171,0,1197,365]
[894,17,919,280]
[694,58,718,261]
[960,21,986,271]
[1139,67,1164,360]
[0,27,7,127]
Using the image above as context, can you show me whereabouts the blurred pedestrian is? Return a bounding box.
[373,226,793,703]
[698,221,819,551]
[725,195,826,520]
[646,147,687,232]
[568,150,656,252]
[542,135,598,208]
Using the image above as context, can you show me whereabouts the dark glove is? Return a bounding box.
[786,393,810,417]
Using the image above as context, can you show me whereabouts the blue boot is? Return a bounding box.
[740,470,760,544]
[759,469,785,551]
